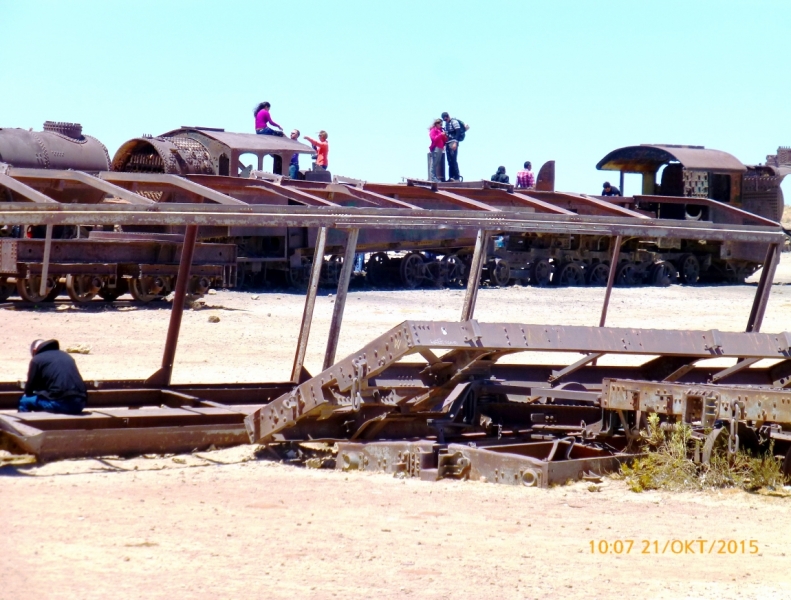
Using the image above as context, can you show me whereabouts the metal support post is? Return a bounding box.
[598,235,622,327]
[323,228,359,370]
[39,224,53,296]
[147,224,199,387]
[619,171,625,197]
[461,229,489,321]
[291,227,328,382]
[746,243,781,333]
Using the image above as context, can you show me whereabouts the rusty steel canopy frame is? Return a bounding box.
[0,165,790,484]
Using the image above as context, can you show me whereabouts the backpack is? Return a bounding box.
[455,119,467,142]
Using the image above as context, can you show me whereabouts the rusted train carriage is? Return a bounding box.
[1,122,788,301]
[109,127,787,288]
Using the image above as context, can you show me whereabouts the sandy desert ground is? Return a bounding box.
[2,255,791,599]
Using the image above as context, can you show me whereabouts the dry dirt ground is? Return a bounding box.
[2,255,791,599]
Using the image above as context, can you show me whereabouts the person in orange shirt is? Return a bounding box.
[304,130,329,170]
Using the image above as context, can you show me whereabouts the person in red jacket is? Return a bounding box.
[304,131,329,170]
[428,119,447,182]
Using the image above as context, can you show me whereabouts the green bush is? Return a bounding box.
[620,413,788,493]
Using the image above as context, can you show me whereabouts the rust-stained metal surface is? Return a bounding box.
[596,144,747,173]
[2,126,787,290]
[1,128,791,480]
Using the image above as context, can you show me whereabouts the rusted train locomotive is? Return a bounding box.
[0,122,237,302]
[1,121,788,302]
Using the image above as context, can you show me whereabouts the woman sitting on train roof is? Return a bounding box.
[491,166,509,184]
[254,101,284,136]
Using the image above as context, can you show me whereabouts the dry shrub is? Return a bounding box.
[621,413,788,493]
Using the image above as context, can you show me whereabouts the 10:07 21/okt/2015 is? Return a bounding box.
[589,539,759,555]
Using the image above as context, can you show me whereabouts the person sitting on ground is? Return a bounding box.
[516,161,535,189]
[304,131,329,170]
[254,102,284,136]
[428,119,447,182]
[491,166,509,184]
[288,129,301,178]
[602,181,621,196]
[19,339,87,415]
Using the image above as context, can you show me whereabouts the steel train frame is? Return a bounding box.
[0,184,790,485]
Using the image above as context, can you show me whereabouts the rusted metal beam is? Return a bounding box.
[39,224,53,296]
[342,185,421,210]
[746,243,781,333]
[549,352,605,383]
[711,357,761,383]
[252,179,341,208]
[510,192,575,215]
[635,195,781,228]
[461,229,489,321]
[291,227,328,383]
[602,378,791,427]
[323,228,359,370]
[0,172,59,203]
[99,172,248,206]
[576,194,649,218]
[146,224,199,387]
[0,203,785,245]
[599,235,622,327]
[433,190,501,212]
[245,320,791,442]
[6,168,154,205]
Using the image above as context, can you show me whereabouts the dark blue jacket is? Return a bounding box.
[25,340,87,401]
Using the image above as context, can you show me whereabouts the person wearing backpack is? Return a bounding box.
[441,112,469,182]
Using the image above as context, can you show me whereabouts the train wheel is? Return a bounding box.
[650,261,677,287]
[678,254,700,284]
[530,259,553,287]
[616,263,640,286]
[66,274,103,303]
[0,277,15,301]
[45,280,65,301]
[366,252,390,287]
[322,255,343,287]
[286,264,310,289]
[487,258,511,287]
[400,252,425,289]
[186,276,211,301]
[98,279,128,302]
[424,259,445,288]
[555,263,586,287]
[442,254,466,287]
[724,263,748,284]
[587,263,609,286]
[129,276,165,303]
[17,276,57,303]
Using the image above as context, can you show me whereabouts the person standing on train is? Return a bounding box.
[254,102,284,136]
[304,131,329,170]
[441,112,469,182]
[428,119,447,182]
[288,129,301,178]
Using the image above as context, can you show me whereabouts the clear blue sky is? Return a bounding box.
[1,0,789,201]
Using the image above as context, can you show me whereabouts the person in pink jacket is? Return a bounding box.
[253,101,283,136]
[428,118,447,182]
